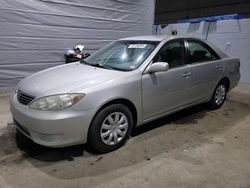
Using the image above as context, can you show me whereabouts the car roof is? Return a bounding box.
[119,35,202,42]
[119,35,168,41]
[119,35,228,59]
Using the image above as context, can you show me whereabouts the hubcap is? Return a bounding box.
[100,112,128,145]
[215,84,226,105]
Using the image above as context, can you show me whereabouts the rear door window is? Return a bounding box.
[186,40,220,64]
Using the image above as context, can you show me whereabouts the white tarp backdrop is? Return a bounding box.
[0,0,155,92]
[156,19,250,84]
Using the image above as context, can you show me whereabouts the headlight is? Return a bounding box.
[29,93,85,111]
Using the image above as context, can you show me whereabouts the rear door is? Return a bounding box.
[185,39,223,103]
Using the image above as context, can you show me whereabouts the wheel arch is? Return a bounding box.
[87,98,138,140]
[219,77,230,92]
[209,77,230,102]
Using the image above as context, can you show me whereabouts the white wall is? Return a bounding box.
[0,0,155,92]
[157,18,250,84]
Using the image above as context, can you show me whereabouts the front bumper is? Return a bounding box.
[10,93,95,148]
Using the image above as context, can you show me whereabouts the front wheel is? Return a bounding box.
[208,81,227,110]
[88,104,133,153]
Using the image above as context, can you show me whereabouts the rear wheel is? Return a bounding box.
[208,81,227,109]
[88,104,133,153]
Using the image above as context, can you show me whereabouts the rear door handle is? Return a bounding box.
[182,71,191,78]
[216,64,223,70]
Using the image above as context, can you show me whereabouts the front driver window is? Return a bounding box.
[153,40,185,68]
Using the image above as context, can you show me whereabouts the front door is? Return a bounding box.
[142,39,191,120]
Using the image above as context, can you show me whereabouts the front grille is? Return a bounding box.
[17,90,35,105]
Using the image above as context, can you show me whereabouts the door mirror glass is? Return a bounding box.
[147,62,169,73]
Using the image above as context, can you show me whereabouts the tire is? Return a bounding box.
[208,81,227,110]
[88,104,133,153]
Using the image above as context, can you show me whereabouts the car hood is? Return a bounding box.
[17,62,125,97]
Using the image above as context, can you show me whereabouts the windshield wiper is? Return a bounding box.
[88,63,114,70]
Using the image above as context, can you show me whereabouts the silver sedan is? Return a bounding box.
[10,36,240,153]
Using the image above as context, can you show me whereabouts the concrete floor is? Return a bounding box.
[0,85,250,188]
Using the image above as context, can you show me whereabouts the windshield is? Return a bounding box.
[83,40,159,71]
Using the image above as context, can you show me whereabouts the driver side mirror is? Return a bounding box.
[147,62,169,74]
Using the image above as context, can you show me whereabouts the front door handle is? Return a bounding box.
[182,71,191,78]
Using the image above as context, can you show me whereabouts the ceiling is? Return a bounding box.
[155,0,250,24]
